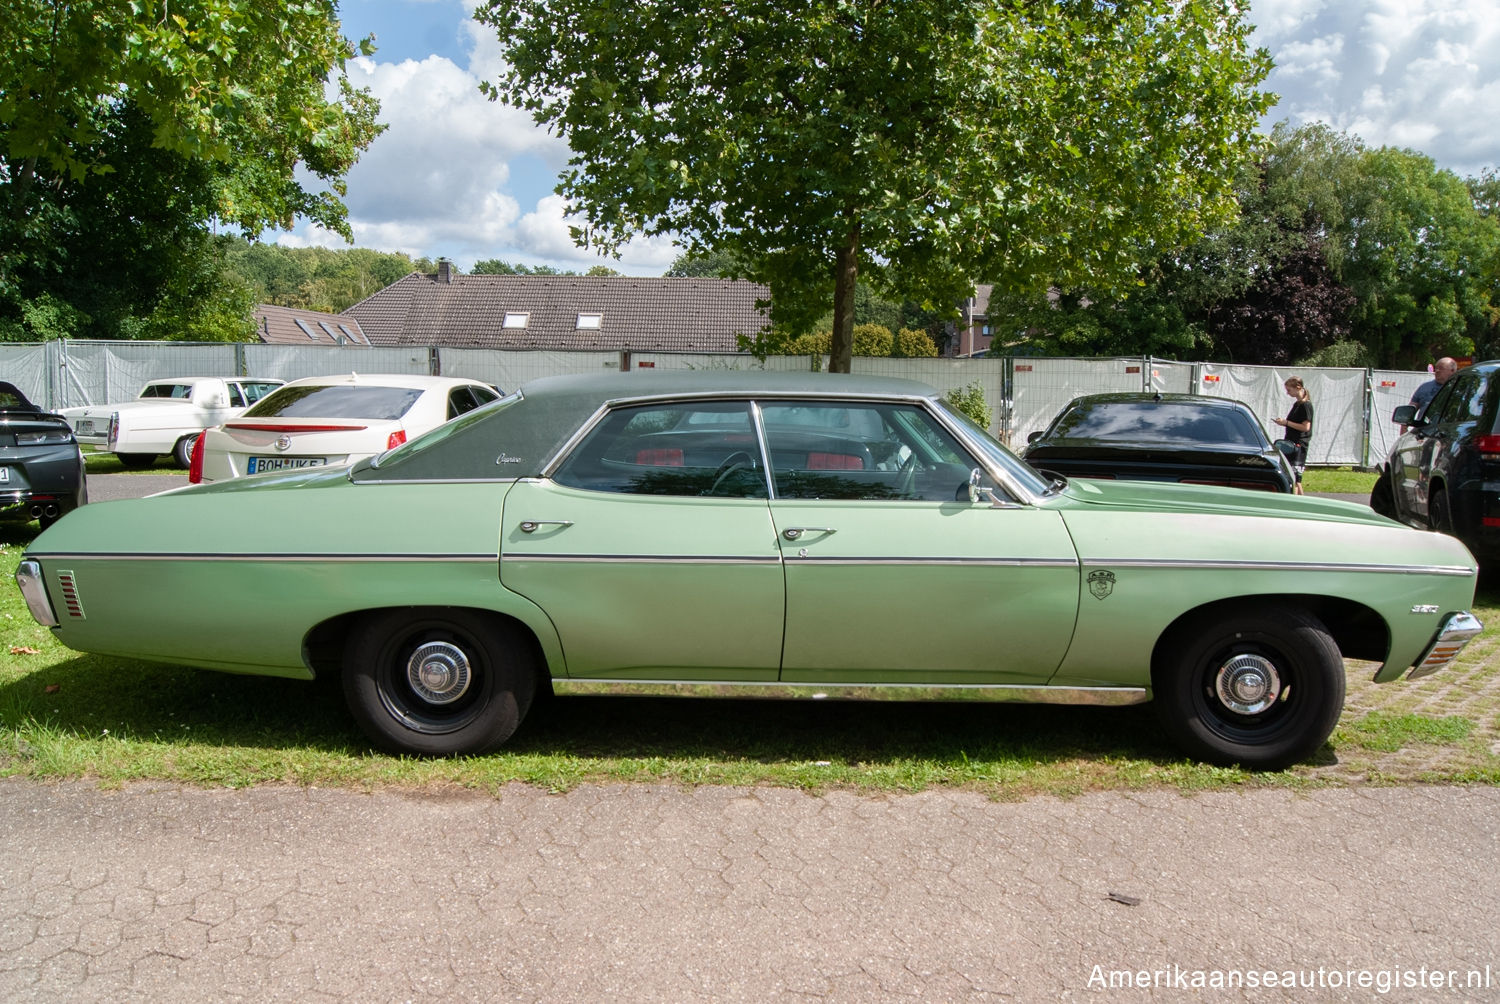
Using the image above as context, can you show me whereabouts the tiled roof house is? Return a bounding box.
[253,304,372,347]
[342,261,771,351]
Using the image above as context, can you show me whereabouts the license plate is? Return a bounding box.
[75,420,94,435]
[248,456,326,474]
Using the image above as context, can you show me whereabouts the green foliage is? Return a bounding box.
[893,328,938,358]
[944,383,993,430]
[0,0,383,340]
[478,0,1272,371]
[223,240,423,314]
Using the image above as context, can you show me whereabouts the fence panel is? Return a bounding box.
[440,349,625,389]
[1198,364,1367,466]
[243,344,432,383]
[0,343,55,407]
[58,341,240,409]
[1,339,1444,466]
[1369,370,1432,461]
[1010,358,1154,446]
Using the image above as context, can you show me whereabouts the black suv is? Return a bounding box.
[1370,359,1500,563]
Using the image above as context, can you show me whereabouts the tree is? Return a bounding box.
[0,0,382,339]
[477,0,1272,371]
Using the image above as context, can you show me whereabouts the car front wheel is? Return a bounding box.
[1153,605,1345,770]
[342,608,537,756]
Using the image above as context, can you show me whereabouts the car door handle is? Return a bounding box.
[782,527,837,541]
[518,520,574,533]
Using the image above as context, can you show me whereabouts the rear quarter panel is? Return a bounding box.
[24,479,563,678]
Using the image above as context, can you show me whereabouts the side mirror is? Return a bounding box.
[1026,430,1043,444]
[1392,405,1417,425]
[968,468,1001,506]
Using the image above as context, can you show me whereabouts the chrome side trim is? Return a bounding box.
[1092,558,1475,577]
[552,679,1150,706]
[507,554,1073,567]
[15,560,58,627]
[352,477,522,486]
[23,552,498,563]
[508,553,782,565]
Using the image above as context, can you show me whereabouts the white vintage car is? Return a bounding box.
[61,377,285,468]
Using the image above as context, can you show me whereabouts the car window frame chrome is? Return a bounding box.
[540,388,1051,507]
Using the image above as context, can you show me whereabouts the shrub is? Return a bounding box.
[944,382,992,430]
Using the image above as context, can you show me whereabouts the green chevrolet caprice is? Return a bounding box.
[14,371,1484,769]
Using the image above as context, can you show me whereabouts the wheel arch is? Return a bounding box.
[304,605,557,689]
[1151,593,1390,682]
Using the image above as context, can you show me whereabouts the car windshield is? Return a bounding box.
[935,399,1053,495]
[244,384,425,420]
[1048,400,1263,447]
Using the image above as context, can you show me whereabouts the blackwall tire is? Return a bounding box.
[342,608,537,756]
[1153,605,1345,770]
[1369,473,1395,517]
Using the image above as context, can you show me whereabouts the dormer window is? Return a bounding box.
[576,313,602,330]
[503,312,529,329]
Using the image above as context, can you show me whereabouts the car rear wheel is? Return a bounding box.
[1153,605,1345,770]
[1369,471,1395,517]
[1431,488,1455,535]
[342,608,537,756]
[172,436,197,468]
[116,453,156,469]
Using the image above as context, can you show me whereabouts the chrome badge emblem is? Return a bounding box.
[1087,569,1116,600]
[274,435,292,452]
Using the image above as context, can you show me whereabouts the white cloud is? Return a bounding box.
[1256,0,1500,176]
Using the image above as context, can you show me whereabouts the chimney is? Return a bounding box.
[437,258,454,284]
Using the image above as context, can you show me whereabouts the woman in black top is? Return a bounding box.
[1273,376,1313,494]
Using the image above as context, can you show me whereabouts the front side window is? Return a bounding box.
[553,401,766,497]
[761,402,977,501]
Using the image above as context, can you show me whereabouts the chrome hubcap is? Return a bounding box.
[406,641,471,705]
[1214,654,1282,715]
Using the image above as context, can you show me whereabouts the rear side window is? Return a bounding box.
[140,383,194,399]
[244,385,425,420]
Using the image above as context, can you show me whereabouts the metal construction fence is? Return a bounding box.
[1,339,1436,467]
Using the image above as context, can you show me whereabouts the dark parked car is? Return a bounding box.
[0,381,88,530]
[1022,393,1295,493]
[1371,359,1500,563]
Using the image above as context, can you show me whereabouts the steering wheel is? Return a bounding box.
[707,451,757,496]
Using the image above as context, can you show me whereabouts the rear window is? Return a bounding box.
[1050,401,1261,447]
[139,383,195,399]
[244,384,425,420]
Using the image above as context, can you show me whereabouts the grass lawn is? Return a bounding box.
[3,524,1496,796]
[1303,467,1378,494]
[84,452,184,475]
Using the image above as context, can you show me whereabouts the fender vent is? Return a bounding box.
[57,570,85,619]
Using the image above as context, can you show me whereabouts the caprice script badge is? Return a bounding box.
[495,454,523,464]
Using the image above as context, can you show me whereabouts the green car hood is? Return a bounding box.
[1052,476,1393,527]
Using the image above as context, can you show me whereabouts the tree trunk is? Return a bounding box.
[829,212,860,374]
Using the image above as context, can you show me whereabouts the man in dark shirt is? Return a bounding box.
[1410,357,1458,419]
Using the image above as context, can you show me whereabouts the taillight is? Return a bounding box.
[107,412,120,449]
[386,429,407,450]
[188,431,206,483]
[1477,434,1500,459]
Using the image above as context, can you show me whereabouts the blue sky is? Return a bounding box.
[286,0,1500,275]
